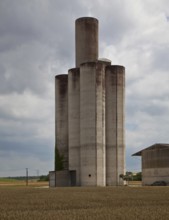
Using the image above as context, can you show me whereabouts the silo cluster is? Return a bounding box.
[50,17,125,187]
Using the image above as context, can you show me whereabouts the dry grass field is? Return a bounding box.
[0,179,48,187]
[0,186,169,220]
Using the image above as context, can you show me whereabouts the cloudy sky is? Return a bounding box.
[0,0,169,177]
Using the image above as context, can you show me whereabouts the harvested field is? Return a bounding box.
[0,179,48,187]
[0,186,169,220]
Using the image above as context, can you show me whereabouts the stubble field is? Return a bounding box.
[0,186,169,220]
[0,179,48,187]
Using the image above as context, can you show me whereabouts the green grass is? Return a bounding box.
[0,186,169,219]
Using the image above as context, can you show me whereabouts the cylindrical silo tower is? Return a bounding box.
[80,60,110,186]
[55,75,68,170]
[95,60,111,186]
[80,62,97,186]
[68,68,80,186]
[105,65,125,186]
[75,17,98,67]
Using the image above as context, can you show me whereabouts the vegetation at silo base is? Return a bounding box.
[55,146,64,171]
[119,172,142,182]
[38,174,49,182]
[0,187,169,220]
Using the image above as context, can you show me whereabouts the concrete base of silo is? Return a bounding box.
[49,170,77,187]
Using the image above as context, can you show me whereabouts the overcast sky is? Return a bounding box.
[0,0,169,177]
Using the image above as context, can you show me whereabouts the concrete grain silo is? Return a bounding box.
[68,68,80,186]
[49,17,126,187]
[105,65,125,186]
[76,17,98,67]
[80,60,111,186]
[55,75,68,170]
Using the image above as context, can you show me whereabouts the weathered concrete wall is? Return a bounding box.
[68,68,80,186]
[95,62,105,186]
[80,62,97,186]
[55,75,68,170]
[76,17,98,67]
[105,65,125,186]
[116,66,125,186]
[106,67,117,185]
[95,61,111,186]
[142,168,169,185]
[49,171,71,187]
[80,61,110,186]
[142,148,169,185]
[49,171,56,187]
[142,148,169,169]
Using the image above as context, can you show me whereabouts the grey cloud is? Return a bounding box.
[0,138,54,160]
[0,0,138,95]
[151,46,169,71]
[0,0,85,95]
[143,103,168,116]
[0,1,41,52]
[0,0,169,176]
[81,1,137,45]
[0,43,56,95]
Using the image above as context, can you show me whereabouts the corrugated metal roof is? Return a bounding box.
[132,143,169,156]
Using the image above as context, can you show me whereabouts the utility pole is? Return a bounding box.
[26,168,28,186]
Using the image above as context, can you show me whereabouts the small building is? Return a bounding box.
[132,143,169,185]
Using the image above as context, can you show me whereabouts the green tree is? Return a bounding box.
[135,172,142,181]
[39,175,49,181]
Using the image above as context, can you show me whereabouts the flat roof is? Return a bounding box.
[132,143,169,156]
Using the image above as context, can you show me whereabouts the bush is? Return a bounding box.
[38,175,49,182]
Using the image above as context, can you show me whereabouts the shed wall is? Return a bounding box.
[142,148,169,185]
[142,168,169,185]
[142,148,169,169]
